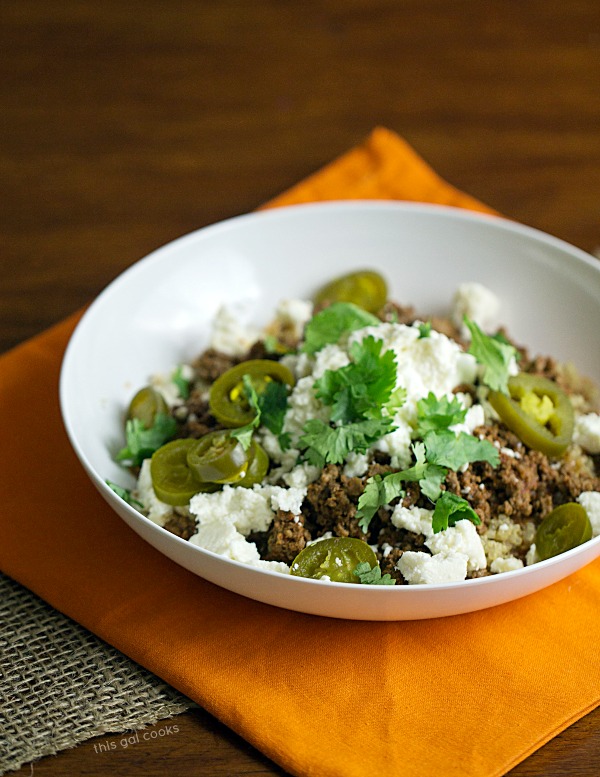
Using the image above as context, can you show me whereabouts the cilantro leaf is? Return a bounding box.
[172,365,191,400]
[432,491,481,533]
[423,429,500,470]
[416,392,467,435]
[230,374,290,450]
[302,302,380,355]
[229,375,261,450]
[300,417,393,468]
[116,413,178,467]
[465,317,517,394]
[418,321,432,338]
[258,379,289,435]
[106,480,143,509]
[353,561,396,585]
[314,336,398,423]
[393,442,447,501]
[385,385,407,414]
[278,431,292,452]
[229,422,257,450]
[299,334,400,467]
[356,473,406,531]
[356,443,446,532]
[355,426,500,533]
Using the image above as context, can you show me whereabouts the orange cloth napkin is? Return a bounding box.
[1,127,599,777]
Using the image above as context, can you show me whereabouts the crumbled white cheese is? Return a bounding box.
[352,323,478,403]
[269,298,313,341]
[136,459,173,527]
[282,375,331,443]
[451,282,501,338]
[374,425,414,470]
[349,322,478,466]
[209,305,259,356]
[573,413,600,454]
[260,484,307,516]
[312,343,350,379]
[390,505,435,537]
[490,556,524,574]
[343,451,370,478]
[190,518,260,563]
[150,363,194,408]
[397,551,468,584]
[189,485,275,536]
[525,544,538,565]
[425,519,487,573]
[280,462,321,489]
[188,484,302,571]
[281,351,314,380]
[450,402,485,436]
[577,491,600,537]
[258,430,302,472]
[280,319,481,469]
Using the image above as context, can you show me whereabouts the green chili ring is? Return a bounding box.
[488,373,574,458]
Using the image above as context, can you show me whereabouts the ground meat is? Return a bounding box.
[146,296,600,583]
[429,315,465,344]
[377,525,428,554]
[522,353,562,383]
[303,464,367,540]
[377,301,417,325]
[399,482,426,510]
[378,549,407,582]
[175,388,223,438]
[264,510,311,564]
[366,459,395,478]
[163,512,197,540]
[245,340,280,361]
[192,348,239,383]
[444,423,600,527]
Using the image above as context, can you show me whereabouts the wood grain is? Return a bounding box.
[2,1,599,775]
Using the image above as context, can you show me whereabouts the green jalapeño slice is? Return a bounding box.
[126,386,168,428]
[314,270,388,314]
[150,439,216,506]
[290,537,378,583]
[186,430,248,484]
[488,373,574,458]
[235,441,269,487]
[209,359,294,428]
[535,503,592,561]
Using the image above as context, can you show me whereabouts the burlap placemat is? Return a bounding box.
[0,573,194,774]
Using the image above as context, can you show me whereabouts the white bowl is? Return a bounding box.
[59,201,600,620]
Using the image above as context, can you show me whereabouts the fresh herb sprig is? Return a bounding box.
[299,335,402,466]
[230,374,291,450]
[353,561,396,585]
[301,302,380,356]
[116,413,178,468]
[172,365,192,400]
[465,317,518,394]
[356,387,499,533]
[106,480,144,509]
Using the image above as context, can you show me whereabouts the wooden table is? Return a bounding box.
[2,2,599,775]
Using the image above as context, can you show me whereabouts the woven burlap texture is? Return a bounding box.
[0,574,194,774]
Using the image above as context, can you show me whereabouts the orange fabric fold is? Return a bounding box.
[1,127,598,777]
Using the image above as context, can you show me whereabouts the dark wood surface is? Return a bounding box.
[2,2,599,775]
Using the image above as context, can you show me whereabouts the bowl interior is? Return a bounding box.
[60,201,600,620]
